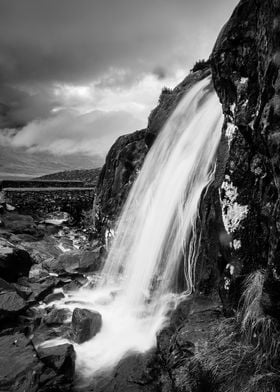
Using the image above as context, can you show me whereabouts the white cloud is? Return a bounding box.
[1,68,186,157]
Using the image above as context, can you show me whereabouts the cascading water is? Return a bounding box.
[49,76,223,378]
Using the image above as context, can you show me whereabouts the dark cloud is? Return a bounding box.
[0,0,237,86]
[152,66,168,80]
[0,84,58,128]
[0,0,238,166]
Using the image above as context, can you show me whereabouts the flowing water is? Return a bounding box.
[50,76,223,377]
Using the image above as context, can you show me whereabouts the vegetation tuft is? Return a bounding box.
[192,270,280,392]
[191,59,210,73]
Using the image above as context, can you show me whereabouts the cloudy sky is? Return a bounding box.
[0,0,237,175]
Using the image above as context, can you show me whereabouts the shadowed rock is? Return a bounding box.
[72,308,102,344]
[36,343,76,380]
[0,239,33,282]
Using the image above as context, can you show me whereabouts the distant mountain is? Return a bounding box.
[37,167,101,187]
[0,145,104,180]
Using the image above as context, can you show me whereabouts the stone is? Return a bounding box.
[78,248,103,273]
[12,282,33,300]
[0,242,33,282]
[209,0,280,316]
[51,252,80,273]
[28,264,49,280]
[92,349,162,392]
[63,279,82,292]
[32,324,71,348]
[28,277,57,302]
[72,308,102,343]
[0,290,27,318]
[0,333,42,392]
[36,343,75,380]
[44,308,70,325]
[1,212,37,235]
[0,332,75,391]
[0,276,14,292]
[43,291,65,304]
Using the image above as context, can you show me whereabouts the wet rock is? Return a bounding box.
[44,291,65,304]
[72,308,102,343]
[0,332,75,392]
[93,349,163,392]
[63,279,83,292]
[32,323,71,347]
[0,240,33,282]
[0,332,42,392]
[13,282,33,300]
[1,212,37,235]
[51,252,80,273]
[36,343,75,380]
[78,248,103,273]
[44,308,70,325]
[95,129,148,225]
[0,290,27,319]
[0,276,14,292]
[28,277,57,302]
[28,264,49,280]
[209,0,280,316]
[156,296,223,391]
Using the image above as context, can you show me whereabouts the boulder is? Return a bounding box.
[0,276,14,292]
[28,264,49,280]
[72,308,102,343]
[0,290,27,319]
[0,333,42,392]
[36,343,75,380]
[93,349,162,392]
[0,333,75,392]
[63,279,83,292]
[1,212,37,235]
[51,252,80,273]
[0,240,33,282]
[43,292,65,304]
[32,324,71,348]
[28,277,57,302]
[78,248,103,273]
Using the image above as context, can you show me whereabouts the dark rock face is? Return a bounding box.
[0,290,27,319]
[1,212,37,235]
[0,239,33,282]
[208,0,280,316]
[0,333,75,392]
[96,129,148,224]
[0,333,41,392]
[50,249,103,274]
[36,343,75,380]
[72,308,102,343]
[44,308,70,325]
[43,292,65,304]
[92,349,164,392]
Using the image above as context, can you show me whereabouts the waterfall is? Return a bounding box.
[53,76,223,377]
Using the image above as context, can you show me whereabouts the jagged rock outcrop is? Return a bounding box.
[95,68,211,226]
[208,0,280,316]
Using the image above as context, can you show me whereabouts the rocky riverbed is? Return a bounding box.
[0,201,108,391]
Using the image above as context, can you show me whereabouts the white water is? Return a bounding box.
[50,77,223,378]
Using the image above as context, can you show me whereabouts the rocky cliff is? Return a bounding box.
[209,0,280,317]
[95,68,211,225]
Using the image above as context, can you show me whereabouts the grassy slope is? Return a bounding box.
[37,168,101,187]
